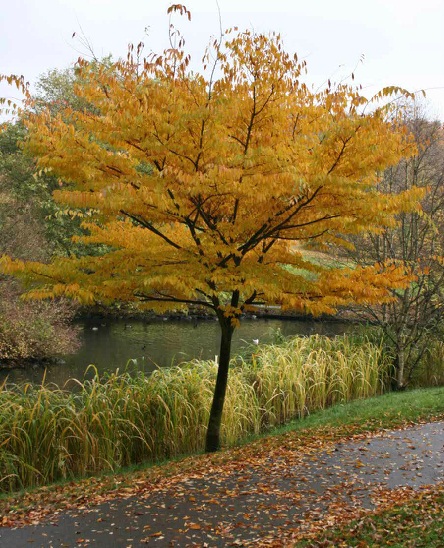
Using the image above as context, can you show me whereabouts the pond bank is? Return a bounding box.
[76,302,357,322]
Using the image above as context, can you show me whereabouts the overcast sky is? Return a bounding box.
[1,0,443,119]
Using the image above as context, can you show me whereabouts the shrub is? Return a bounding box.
[0,280,79,363]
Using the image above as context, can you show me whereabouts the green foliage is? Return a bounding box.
[0,62,117,260]
[35,67,87,115]
[0,122,80,258]
[34,59,113,117]
[0,120,81,363]
[0,334,386,493]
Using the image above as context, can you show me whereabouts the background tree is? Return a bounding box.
[34,57,112,117]
[0,72,91,364]
[0,64,116,260]
[0,121,82,258]
[343,105,444,389]
[0,122,80,364]
[1,10,420,450]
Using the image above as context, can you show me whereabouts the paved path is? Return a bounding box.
[0,421,443,547]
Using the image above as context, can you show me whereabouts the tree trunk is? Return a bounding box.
[395,330,407,390]
[205,316,234,452]
[396,346,406,390]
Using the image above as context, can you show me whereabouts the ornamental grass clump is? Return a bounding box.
[242,334,385,428]
[0,334,386,493]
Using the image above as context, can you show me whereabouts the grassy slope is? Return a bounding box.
[277,386,444,433]
[1,386,443,538]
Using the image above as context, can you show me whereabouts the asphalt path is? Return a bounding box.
[0,421,443,547]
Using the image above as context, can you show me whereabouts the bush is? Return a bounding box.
[410,338,444,388]
[358,324,444,389]
[0,280,79,363]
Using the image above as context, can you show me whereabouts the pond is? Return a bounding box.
[1,317,351,386]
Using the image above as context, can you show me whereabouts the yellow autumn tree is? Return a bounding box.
[1,7,422,451]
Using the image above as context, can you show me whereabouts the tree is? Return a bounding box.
[0,71,98,363]
[344,105,444,389]
[0,63,115,259]
[34,57,113,117]
[0,121,77,258]
[1,9,420,450]
[0,122,81,364]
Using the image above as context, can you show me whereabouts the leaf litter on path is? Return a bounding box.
[0,418,443,546]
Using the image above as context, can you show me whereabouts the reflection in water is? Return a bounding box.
[1,318,350,386]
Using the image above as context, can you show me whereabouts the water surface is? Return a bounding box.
[2,317,350,386]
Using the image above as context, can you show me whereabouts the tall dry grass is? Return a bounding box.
[0,334,387,492]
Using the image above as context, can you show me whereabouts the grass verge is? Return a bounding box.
[299,483,444,547]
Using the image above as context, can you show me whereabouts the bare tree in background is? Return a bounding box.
[347,106,444,389]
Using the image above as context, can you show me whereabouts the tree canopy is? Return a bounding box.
[0,10,422,450]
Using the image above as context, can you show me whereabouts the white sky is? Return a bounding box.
[1,0,443,119]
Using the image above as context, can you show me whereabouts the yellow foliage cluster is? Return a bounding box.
[1,27,421,319]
